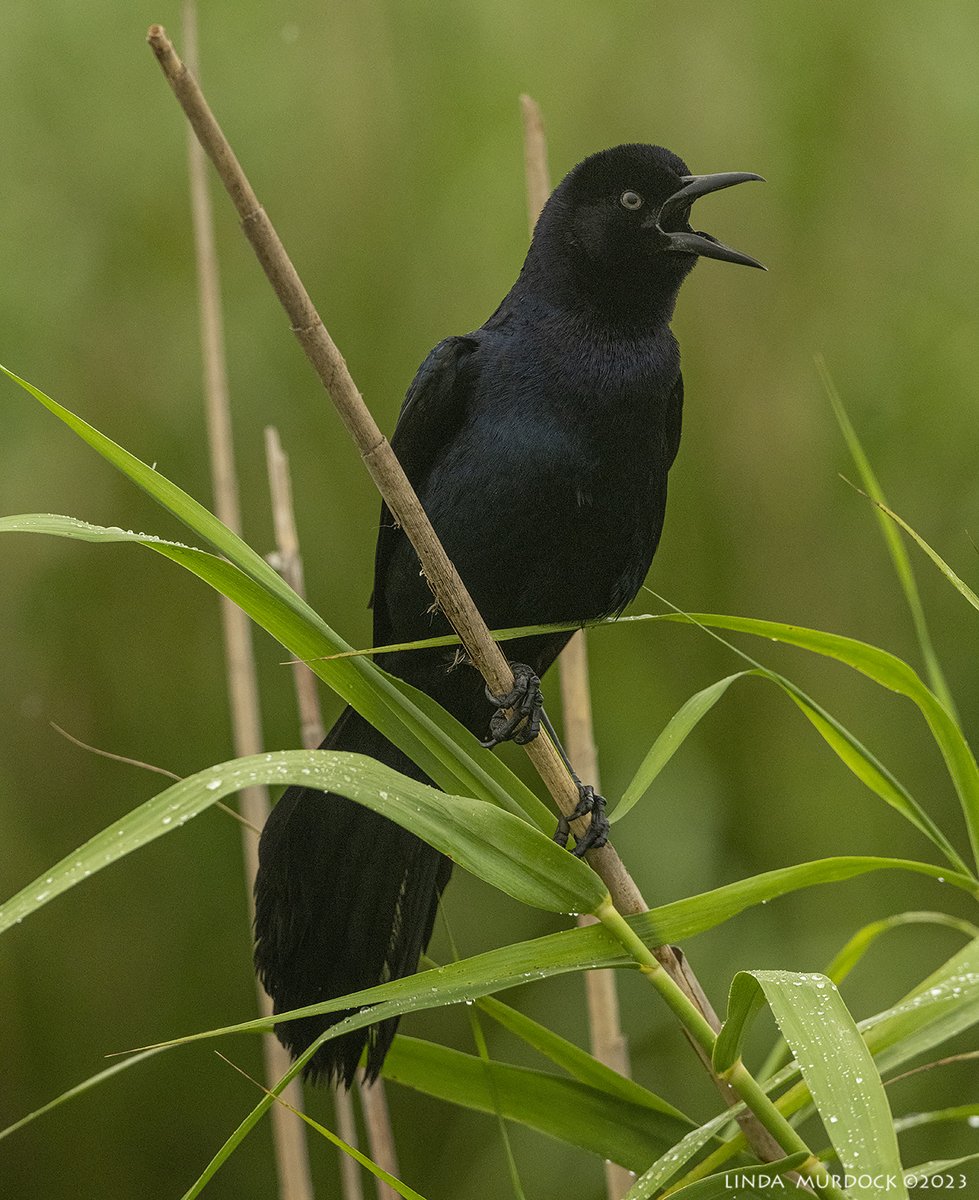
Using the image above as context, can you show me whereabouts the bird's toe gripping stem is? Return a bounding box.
[553,785,609,857]
[480,662,544,749]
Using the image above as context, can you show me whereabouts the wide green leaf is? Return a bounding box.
[0,511,553,830]
[715,970,908,1200]
[381,1035,694,1172]
[0,750,606,936]
[759,936,979,1139]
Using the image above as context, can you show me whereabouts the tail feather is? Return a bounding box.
[254,705,451,1086]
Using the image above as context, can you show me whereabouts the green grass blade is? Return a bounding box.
[818,356,956,717]
[655,611,979,873]
[894,1104,979,1135]
[621,1106,745,1199]
[471,991,687,1117]
[0,750,606,937]
[825,911,979,986]
[264,1094,429,1200]
[717,971,908,1200]
[768,936,979,1137]
[901,1154,979,1183]
[611,673,748,823]
[867,935,979,1074]
[759,911,979,1082]
[381,1036,693,1172]
[0,512,552,829]
[611,657,967,874]
[769,673,970,874]
[663,1153,809,1200]
[0,1049,163,1144]
[870,495,979,615]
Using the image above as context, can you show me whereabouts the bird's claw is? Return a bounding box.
[553,785,608,857]
[480,663,543,749]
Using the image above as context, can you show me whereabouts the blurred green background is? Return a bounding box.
[3,2,979,1196]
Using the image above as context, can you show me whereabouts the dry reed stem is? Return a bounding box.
[181,8,313,1199]
[266,426,400,1200]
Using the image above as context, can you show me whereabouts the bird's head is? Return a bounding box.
[527,143,764,322]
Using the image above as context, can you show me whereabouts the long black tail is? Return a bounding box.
[254,704,452,1086]
[254,635,571,1087]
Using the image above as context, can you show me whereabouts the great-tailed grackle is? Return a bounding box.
[254,144,763,1086]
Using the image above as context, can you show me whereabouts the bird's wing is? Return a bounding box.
[370,335,479,639]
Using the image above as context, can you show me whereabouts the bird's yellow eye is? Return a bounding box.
[620,190,643,210]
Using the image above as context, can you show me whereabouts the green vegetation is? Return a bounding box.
[3,4,979,1197]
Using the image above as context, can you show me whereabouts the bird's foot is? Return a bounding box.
[480,662,544,749]
[553,785,608,857]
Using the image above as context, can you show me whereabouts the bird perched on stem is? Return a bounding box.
[254,143,763,1086]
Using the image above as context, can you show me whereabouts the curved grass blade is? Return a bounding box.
[715,971,908,1200]
[663,1152,809,1199]
[760,911,979,1082]
[652,610,979,874]
[818,356,956,717]
[470,990,683,1116]
[0,750,605,937]
[381,1036,694,1172]
[869,495,979,616]
[825,911,979,986]
[610,662,967,877]
[0,1048,163,1144]
[611,673,748,823]
[0,512,552,830]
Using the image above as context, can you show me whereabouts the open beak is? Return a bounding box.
[655,171,765,270]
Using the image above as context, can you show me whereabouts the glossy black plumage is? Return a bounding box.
[254,143,761,1085]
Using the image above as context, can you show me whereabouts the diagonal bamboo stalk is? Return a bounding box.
[147,28,831,1185]
[180,8,313,1198]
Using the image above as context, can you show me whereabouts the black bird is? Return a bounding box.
[254,143,763,1086]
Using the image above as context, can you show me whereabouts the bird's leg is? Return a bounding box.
[539,711,608,858]
[480,662,544,749]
